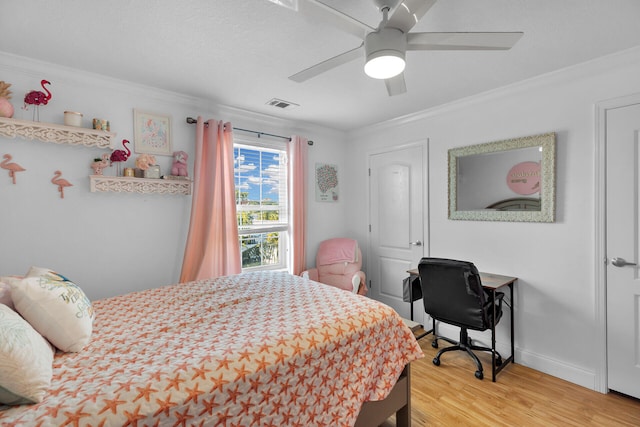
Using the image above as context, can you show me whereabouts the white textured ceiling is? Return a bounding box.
[1,0,640,131]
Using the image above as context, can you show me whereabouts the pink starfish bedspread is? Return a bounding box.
[0,271,423,426]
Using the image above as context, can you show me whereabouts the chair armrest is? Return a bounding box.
[352,271,367,295]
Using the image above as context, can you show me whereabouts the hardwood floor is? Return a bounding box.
[382,331,640,426]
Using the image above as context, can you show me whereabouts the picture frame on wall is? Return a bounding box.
[315,163,339,202]
[133,109,172,156]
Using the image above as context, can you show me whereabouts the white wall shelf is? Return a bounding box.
[89,175,192,195]
[0,117,115,148]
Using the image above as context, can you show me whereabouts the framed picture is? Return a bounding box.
[315,163,339,202]
[133,110,172,156]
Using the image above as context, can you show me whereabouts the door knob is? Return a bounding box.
[409,240,422,246]
[611,257,637,267]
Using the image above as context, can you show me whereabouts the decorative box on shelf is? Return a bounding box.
[145,165,161,179]
[134,165,161,179]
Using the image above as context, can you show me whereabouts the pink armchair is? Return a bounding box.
[301,238,367,295]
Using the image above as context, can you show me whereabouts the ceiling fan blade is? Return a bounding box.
[386,0,437,33]
[289,43,364,82]
[385,73,407,96]
[297,0,374,40]
[407,32,524,50]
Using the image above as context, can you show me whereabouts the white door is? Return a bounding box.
[368,144,426,320]
[606,102,640,398]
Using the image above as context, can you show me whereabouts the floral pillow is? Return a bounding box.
[9,267,94,352]
[0,304,54,405]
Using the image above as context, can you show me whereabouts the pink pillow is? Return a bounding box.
[316,238,359,266]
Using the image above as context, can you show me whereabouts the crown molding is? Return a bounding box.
[0,51,345,142]
[348,45,640,140]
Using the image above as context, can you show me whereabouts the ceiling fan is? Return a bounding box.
[284,0,524,96]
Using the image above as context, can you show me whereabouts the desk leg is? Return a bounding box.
[491,282,515,382]
[407,276,434,340]
[509,283,515,363]
[412,316,434,341]
[408,277,414,321]
[491,288,497,382]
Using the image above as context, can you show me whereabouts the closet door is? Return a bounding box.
[606,101,640,399]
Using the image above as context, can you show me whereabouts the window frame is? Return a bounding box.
[234,135,289,272]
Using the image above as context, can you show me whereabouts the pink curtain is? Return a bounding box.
[288,135,308,275]
[180,117,241,282]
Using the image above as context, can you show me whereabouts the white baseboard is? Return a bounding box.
[516,348,597,391]
[429,322,598,391]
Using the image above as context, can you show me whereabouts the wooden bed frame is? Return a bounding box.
[355,364,412,427]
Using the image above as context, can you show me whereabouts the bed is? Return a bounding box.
[0,270,423,426]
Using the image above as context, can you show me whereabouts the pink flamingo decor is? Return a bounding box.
[23,79,52,121]
[51,170,73,199]
[0,154,26,184]
[110,139,131,175]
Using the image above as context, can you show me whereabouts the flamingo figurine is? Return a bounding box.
[110,139,131,175]
[91,153,111,175]
[0,154,26,184]
[51,170,73,199]
[23,80,52,122]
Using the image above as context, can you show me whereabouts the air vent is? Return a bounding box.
[266,98,299,110]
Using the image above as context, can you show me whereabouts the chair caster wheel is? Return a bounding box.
[433,358,440,366]
[496,356,503,366]
[431,341,438,349]
[475,371,484,380]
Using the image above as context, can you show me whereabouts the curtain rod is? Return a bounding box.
[185,117,314,145]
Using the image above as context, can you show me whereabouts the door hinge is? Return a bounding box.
[369,224,371,232]
[368,168,371,176]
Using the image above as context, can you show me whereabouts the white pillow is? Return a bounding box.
[0,304,54,405]
[10,267,94,352]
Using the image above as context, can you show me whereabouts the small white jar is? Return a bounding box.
[64,111,83,127]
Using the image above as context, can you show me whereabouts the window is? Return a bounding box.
[234,138,288,271]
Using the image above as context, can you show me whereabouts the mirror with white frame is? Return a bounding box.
[448,132,556,222]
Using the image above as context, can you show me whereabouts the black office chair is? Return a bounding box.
[418,257,504,380]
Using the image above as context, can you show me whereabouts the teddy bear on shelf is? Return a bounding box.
[171,151,188,177]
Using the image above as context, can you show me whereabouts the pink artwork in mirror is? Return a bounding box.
[507,161,540,195]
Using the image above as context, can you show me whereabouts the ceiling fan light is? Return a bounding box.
[364,27,407,80]
[364,51,405,79]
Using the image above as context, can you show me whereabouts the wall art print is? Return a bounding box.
[133,109,172,156]
[315,163,339,202]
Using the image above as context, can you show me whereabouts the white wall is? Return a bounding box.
[344,46,640,390]
[0,52,347,300]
